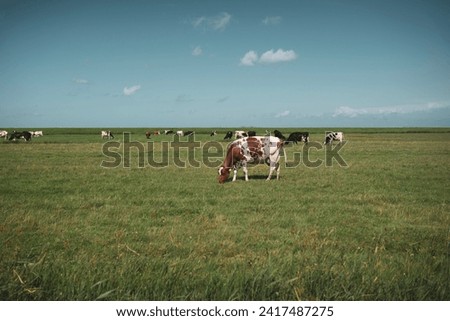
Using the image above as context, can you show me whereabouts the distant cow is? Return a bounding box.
[274,130,286,140]
[184,131,194,136]
[32,131,43,137]
[176,130,183,136]
[324,132,343,144]
[218,136,284,183]
[286,132,309,144]
[210,131,217,136]
[164,130,173,135]
[145,131,151,139]
[234,130,247,139]
[9,131,32,141]
[101,131,114,139]
[223,131,233,140]
[0,130,8,139]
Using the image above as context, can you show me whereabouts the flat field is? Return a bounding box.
[0,128,449,300]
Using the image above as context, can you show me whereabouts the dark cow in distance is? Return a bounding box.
[223,131,233,140]
[218,136,284,183]
[274,130,286,140]
[286,132,309,144]
[9,131,32,141]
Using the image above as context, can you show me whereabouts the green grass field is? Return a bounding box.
[0,128,449,300]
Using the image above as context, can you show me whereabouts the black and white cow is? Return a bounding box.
[223,131,233,140]
[210,131,217,136]
[274,130,286,140]
[234,130,247,139]
[324,132,344,144]
[286,132,309,144]
[9,131,32,141]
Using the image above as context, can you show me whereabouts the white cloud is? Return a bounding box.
[259,49,297,64]
[192,16,206,28]
[192,46,202,56]
[240,50,259,66]
[239,49,297,66]
[123,85,141,96]
[211,12,231,31]
[73,78,88,84]
[333,101,450,118]
[275,110,290,118]
[333,106,364,118]
[192,12,231,31]
[262,16,282,25]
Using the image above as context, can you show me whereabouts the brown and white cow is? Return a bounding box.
[218,136,283,183]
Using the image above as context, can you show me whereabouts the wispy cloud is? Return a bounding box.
[192,12,231,31]
[192,46,202,56]
[262,16,282,25]
[211,12,231,30]
[176,94,194,103]
[73,78,88,84]
[275,110,290,118]
[217,96,230,103]
[123,85,141,96]
[333,101,450,118]
[192,16,206,28]
[239,49,297,66]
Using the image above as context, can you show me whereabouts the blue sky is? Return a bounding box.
[1,0,449,128]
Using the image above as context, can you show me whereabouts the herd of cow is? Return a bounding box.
[141,129,343,145]
[216,129,344,184]
[139,128,344,183]
[0,130,43,141]
[2,127,343,184]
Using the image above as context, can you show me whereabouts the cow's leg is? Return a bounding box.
[232,168,238,181]
[267,164,275,180]
[243,165,249,181]
[275,163,280,180]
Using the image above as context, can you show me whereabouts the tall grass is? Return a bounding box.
[0,129,449,300]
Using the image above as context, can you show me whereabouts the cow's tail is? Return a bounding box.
[270,141,284,156]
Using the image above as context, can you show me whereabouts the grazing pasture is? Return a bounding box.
[0,128,449,300]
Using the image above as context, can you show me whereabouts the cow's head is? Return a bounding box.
[218,166,231,184]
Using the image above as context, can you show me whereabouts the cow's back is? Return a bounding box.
[234,136,282,162]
